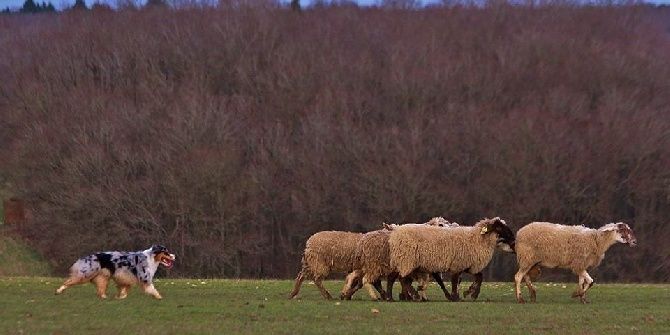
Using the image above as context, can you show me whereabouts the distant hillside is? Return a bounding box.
[0,229,52,276]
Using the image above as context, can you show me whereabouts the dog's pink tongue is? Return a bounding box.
[165,259,174,269]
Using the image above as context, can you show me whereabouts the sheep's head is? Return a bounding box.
[382,222,397,231]
[425,217,459,228]
[601,222,637,247]
[425,217,449,227]
[480,217,515,253]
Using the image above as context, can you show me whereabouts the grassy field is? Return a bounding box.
[0,277,668,335]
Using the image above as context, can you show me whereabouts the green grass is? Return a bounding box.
[0,278,668,334]
[0,233,52,277]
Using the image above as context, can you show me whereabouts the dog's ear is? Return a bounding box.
[150,245,169,254]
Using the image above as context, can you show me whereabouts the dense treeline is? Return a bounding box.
[1,3,669,281]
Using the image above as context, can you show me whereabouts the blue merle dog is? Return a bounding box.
[56,245,176,299]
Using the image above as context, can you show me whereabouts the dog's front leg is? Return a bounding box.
[142,283,162,299]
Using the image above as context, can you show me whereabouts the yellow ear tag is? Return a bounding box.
[480,226,488,235]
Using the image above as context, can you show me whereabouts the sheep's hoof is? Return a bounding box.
[571,291,582,298]
[580,297,590,304]
[339,293,346,300]
[517,297,526,304]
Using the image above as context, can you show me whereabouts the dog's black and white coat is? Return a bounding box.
[56,245,176,299]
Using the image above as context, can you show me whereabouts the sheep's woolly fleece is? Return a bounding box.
[515,222,631,273]
[302,231,363,278]
[389,218,502,277]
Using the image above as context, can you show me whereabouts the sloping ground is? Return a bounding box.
[0,229,52,276]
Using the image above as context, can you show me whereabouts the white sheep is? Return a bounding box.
[288,231,363,300]
[341,230,447,301]
[389,217,515,301]
[341,217,459,301]
[514,222,637,303]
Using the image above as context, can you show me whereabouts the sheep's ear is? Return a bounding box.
[601,223,618,232]
[383,223,393,231]
[480,225,489,235]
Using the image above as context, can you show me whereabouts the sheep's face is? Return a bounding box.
[482,217,516,253]
[426,217,449,227]
[601,222,637,247]
[615,223,637,247]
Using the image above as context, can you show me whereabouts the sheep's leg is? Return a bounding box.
[463,272,483,300]
[363,282,381,300]
[430,272,451,301]
[341,270,362,300]
[573,271,594,304]
[288,270,306,299]
[572,272,587,300]
[572,275,584,297]
[398,276,410,301]
[398,277,409,301]
[522,274,536,303]
[314,277,333,300]
[408,281,421,301]
[386,272,398,301]
[399,276,419,301]
[582,271,594,303]
[372,279,386,300]
[416,275,429,301]
[354,277,364,291]
[340,272,354,300]
[448,272,462,302]
[514,268,530,304]
[583,272,594,292]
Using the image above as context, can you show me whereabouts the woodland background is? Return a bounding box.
[0,1,669,281]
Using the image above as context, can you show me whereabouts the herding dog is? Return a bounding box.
[55,245,176,300]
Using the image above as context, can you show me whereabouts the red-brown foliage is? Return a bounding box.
[0,4,669,280]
